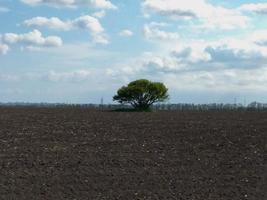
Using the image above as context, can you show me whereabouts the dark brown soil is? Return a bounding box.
[0,107,266,200]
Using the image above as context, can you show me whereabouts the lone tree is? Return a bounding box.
[113,79,169,110]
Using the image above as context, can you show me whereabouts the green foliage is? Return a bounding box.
[113,79,169,110]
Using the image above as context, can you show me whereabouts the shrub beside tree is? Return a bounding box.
[113,79,169,110]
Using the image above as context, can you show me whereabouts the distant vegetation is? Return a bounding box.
[1,102,267,111]
[113,79,169,110]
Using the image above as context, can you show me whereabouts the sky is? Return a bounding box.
[1,0,267,104]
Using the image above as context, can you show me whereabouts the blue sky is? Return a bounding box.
[1,0,267,104]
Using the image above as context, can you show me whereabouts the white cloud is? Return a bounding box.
[0,70,91,83]
[24,15,109,44]
[88,0,116,9]
[21,0,117,9]
[161,67,267,92]
[207,37,267,61]
[107,29,267,87]
[24,17,71,30]
[205,44,266,67]
[106,52,186,78]
[142,0,197,20]
[46,70,91,82]
[143,22,179,40]
[141,55,183,71]
[252,30,267,46]
[73,15,109,44]
[119,29,133,37]
[170,37,267,70]
[92,10,106,18]
[201,7,249,30]
[0,34,9,55]
[171,45,211,63]
[240,3,267,14]
[0,6,9,13]
[0,43,9,55]
[142,0,249,30]
[107,55,267,92]
[2,29,63,49]
[73,15,103,33]
[107,49,267,92]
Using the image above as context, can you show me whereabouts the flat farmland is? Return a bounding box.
[0,107,265,200]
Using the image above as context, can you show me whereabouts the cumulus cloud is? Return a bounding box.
[2,29,62,50]
[168,35,267,70]
[24,17,71,30]
[73,15,103,32]
[205,45,266,69]
[161,67,267,92]
[141,56,184,72]
[107,62,267,93]
[143,22,179,40]
[106,51,187,78]
[140,45,210,72]
[171,37,267,69]
[108,30,267,83]
[240,3,267,15]
[21,0,117,9]
[210,37,267,60]
[107,40,267,92]
[142,0,249,30]
[73,15,108,44]
[171,45,211,63]
[24,15,109,44]
[119,29,133,37]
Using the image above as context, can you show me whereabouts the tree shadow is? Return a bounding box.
[110,108,153,112]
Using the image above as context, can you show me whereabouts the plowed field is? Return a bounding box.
[0,107,265,199]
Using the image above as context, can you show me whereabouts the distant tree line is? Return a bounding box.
[1,101,267,111]
[152,102,267,111]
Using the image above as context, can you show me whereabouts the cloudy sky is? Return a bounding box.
[1,0,267,104]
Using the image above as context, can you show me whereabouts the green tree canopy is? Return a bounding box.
[113,79,169,110]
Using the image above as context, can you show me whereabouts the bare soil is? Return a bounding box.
[0,107,266,200]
